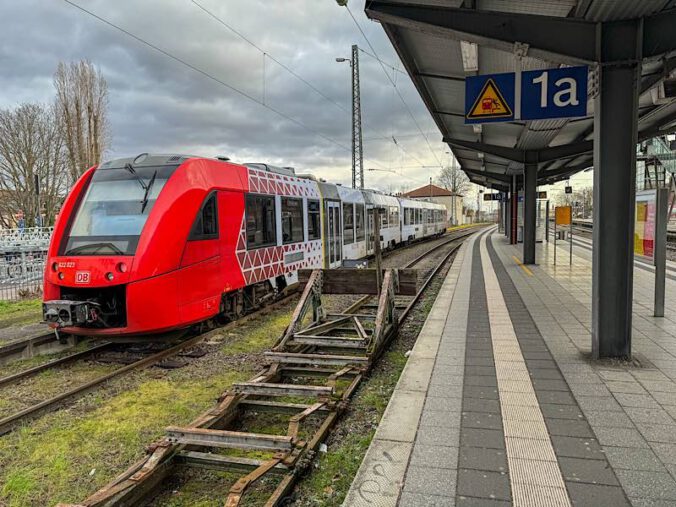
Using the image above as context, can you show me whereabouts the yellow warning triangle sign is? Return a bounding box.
[467,78,513,120]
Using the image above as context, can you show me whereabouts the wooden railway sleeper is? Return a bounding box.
[225,453,287,507]
[287,402,326,441]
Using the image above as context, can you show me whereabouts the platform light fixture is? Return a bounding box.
[460,41,478,73]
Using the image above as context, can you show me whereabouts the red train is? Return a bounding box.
[43,154,446,338]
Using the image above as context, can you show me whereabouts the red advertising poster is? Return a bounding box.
[634,190,656,260]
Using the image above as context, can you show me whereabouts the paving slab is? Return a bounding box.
[345,228,676,506]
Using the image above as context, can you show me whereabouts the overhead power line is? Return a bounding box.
[357,47,408,77]
[343,5,443,170]
[61,0,393,171]
[191,0,350,115]
[190,0,431,173]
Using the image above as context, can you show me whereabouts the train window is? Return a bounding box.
[389,206,399,227]
[343,203,354,245]
[380,208,388,228]
[246,194,277,249]
[62,164,177,256]
[189,193,219,240]
[308,200,320,240]
[355,204,365,242]
[403,208,409,226]
[281,197,304,244]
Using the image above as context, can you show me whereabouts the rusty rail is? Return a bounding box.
[59,228,479,507]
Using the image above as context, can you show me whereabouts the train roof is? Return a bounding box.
[98,153,202,169]
[362,189,400,207]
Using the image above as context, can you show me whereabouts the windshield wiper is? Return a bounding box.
[141,170,157,213]
[125,163,156,213]
[124,162,149,192]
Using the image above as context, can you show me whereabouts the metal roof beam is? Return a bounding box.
[538,159,592,180]
[417,72,465,82]
[537,140,593,163]
[365,2,676,65]
[644,8,676,58]
[640,56,676,95]
[445,138,593,164]
[435,110,465,117]
[463,167,512,183]
[638,109,676,141]
[365,1,597,64]
[445,137,524,162]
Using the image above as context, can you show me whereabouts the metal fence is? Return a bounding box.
[0,227,52,301]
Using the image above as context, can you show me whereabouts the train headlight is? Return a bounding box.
[105,272,114,281]
[51,262,58,272]
[58,272,65,280]
[116,262,127,273]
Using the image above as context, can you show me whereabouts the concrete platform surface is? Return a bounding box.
[344,227,676,506]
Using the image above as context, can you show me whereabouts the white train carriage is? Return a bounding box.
[420,200,447,237]
[400,198,425,242]
[399,198,446,242]
[336,185,367,262]
[363,190,401,254]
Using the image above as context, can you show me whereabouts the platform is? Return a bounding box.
[344,227,676,506]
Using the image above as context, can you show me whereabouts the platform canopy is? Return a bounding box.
[365,0,676,191]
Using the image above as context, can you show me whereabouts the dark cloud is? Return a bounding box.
[0,0,452,191]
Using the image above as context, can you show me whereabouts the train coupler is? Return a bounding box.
[43,300,99,328]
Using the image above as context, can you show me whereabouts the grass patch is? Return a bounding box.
[0,302,297,507]
[0,370,247,507]
[220,311,292,355]
[0,299,42,327]
[294,350,407,505]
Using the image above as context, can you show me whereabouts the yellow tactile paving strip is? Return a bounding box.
[480,233,572,507]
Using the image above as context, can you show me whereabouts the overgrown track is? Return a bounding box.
[62,227,481,507]
[0,230,475,437]
[0,292,298,436]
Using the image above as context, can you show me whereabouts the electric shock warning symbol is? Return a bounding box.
[466,78,513,120]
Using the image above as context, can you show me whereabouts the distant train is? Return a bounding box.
[42,154,447,337]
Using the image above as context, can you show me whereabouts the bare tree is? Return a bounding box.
[437,162,470,225]
[437,162,470,196]
[54,60,110,184]
[0,103,69,227]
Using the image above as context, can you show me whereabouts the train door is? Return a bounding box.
[367,207,374,254]
[325,201,342,268]
[178,191,224,322]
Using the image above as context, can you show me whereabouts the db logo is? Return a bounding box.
[75,271,91,284]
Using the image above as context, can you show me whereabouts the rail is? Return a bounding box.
[60,227,480,506]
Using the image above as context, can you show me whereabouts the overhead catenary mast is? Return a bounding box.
[336,44,364,189]
[351,44,364,189]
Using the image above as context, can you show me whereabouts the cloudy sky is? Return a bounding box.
[0,0,469,196]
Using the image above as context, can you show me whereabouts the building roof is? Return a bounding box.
[365,1,676,191]
[402,183,458,198]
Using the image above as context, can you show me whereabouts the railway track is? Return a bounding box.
[0,291,298,436]
[0,229,474,437]
[64,226,480,507]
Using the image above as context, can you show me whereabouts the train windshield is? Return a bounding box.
[63,164,176,256]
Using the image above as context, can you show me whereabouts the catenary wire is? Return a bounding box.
[344,4,444,170]
[62,0,394,171]
[190,0,432,173]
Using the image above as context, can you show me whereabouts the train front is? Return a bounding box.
[42,155,184,337]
